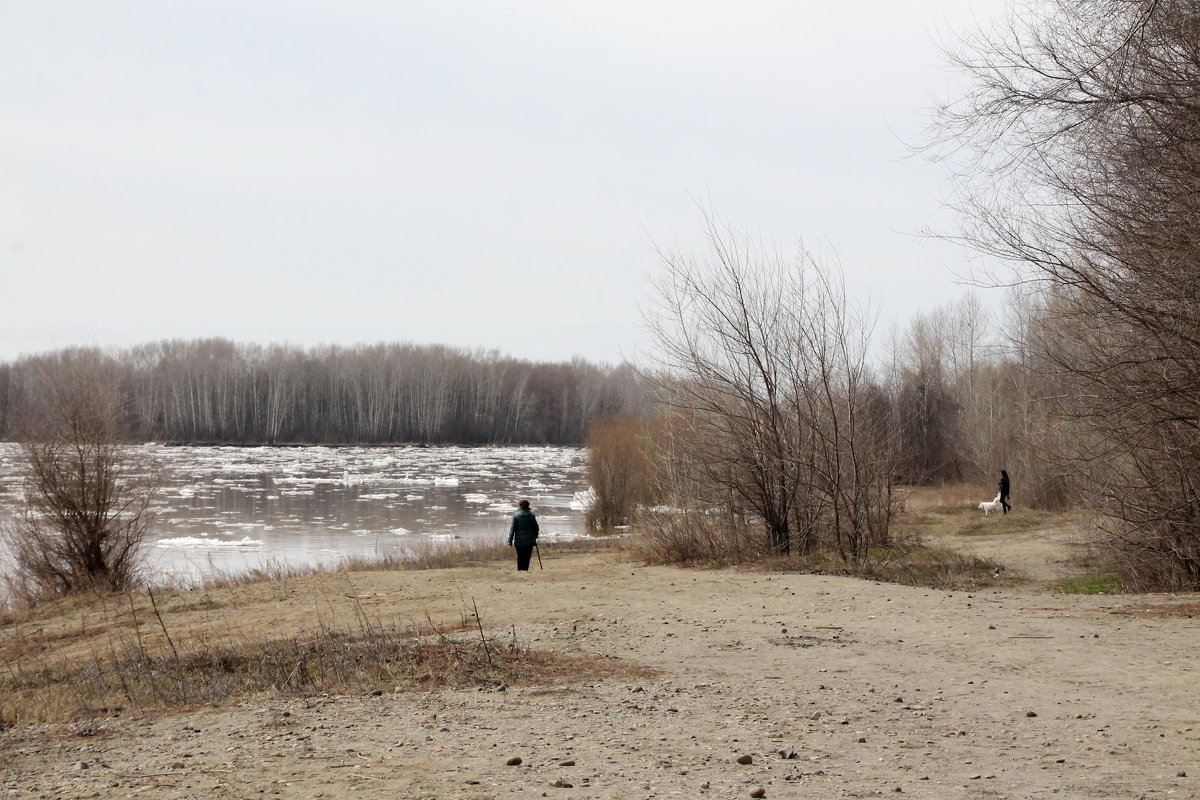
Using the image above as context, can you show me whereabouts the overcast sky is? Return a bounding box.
[1,1,1007,365]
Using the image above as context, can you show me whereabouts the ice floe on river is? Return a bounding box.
[0,443,590,577]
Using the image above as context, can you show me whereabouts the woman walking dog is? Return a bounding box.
[507,499,540,571]
[999,470,1012,514]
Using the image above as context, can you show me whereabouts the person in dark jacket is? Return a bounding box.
[999,470,1012,514]
[507,499,540,571]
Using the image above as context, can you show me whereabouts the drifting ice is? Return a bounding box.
[569,488,597,512]
[155,536,264,548]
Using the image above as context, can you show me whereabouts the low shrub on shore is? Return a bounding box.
[634,486,1006,590]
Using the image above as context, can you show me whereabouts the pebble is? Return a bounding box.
[1026,711,1038,718]
[736,754,754,765]
[749,787,766,798]
[506,757,523,766]
[551,779,574,788]
[779,748,798,760]
[1178,771,1188,778]
[857,737,867,743]
[559,760,575,767]
[73,762,88,771]
[370,689,383,696]
[171,761,186,769]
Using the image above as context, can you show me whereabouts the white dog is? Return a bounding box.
[978,493,1002,515]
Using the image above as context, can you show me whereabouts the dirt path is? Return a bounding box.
[2,539,1197,800]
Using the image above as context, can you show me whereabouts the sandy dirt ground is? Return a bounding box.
[2,523,1198,800]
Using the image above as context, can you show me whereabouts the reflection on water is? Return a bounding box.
[0,444,590,582]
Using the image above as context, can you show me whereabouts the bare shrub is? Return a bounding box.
[636,507,769,566]
[2,356,157,598]
[585,416,659,529]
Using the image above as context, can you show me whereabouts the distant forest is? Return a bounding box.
[0,339,646,445]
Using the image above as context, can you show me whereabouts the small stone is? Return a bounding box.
[506,756,523,766]
[736,754,754,765]
[281,711,291,717]
[857,737,867,743]
[701,781,711,789]
[551,779,574,788]
[1178,771,1188,778]
[1055,758,1065,764]
[749,788,766,798]
[74,761,88,771]
[370,689,383,696]
[988,625,996,630]
[970,774,982,780]
[466,779,481,784]
[171,761,186,769]
[1026,711,1038,718]
[779,748,798,760]
[559,760,575,767]
[894,697,903,703]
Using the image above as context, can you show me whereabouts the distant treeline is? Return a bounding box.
[0,339,647,445]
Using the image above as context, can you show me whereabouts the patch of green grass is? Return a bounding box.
[1056,573,1121,594]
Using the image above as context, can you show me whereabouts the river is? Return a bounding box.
[0,443,591,582]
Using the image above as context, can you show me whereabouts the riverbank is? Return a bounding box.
[2,522,1198,799]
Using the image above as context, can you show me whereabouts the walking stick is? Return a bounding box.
[534,542,543,570]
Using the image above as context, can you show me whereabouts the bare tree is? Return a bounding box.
[932,0,1200,587]
[644,212,894,559]
[3,355,158,597]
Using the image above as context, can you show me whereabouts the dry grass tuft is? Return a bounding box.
[761,540,1002,591]
[900,483,991,514]
[1111,600,1200,618]
[0,610,646,725]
